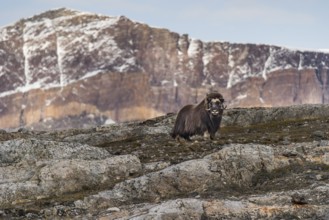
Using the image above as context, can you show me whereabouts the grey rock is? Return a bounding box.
[222,104,329,127]
[312,130,325,139]
[291,193,308,205]
[142,161,171,173]
[83,144,278,210]
[95,186,329,219]
[1,104,329,219]
[0,138,131,208]
[0,138,110,164]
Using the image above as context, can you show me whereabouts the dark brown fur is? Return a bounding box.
[171,92,226,141]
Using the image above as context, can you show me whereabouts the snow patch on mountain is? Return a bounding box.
[318,49,329,53]
[262,47,275,80]
[188,39,201,58]
[0,8,139,98]
[226,46,235,88]
[22,28,31,87]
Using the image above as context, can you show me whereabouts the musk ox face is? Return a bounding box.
[205,94,226,116]
[206,98,225,116]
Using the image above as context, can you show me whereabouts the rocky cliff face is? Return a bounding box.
[1,8,329,130]
[1,104,329,219]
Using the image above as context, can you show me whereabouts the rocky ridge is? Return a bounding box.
[1,8,329,129]
[0,104,329,219]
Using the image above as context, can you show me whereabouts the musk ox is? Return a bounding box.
[171,92,226,141]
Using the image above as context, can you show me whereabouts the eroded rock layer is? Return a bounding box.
[1,8,329,129]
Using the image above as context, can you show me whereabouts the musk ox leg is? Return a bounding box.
[171,131,192,142]
[203,132,210,140]
[171,131,192,141]
[170,131,177,139]
[203,131,216,140]
[180,133,192,141]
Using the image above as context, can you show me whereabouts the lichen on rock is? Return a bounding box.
[1,105,329,219]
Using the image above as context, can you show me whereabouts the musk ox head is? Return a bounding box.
[205,92,226,116]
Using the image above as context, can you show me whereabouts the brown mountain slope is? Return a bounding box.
[1,8,329,130]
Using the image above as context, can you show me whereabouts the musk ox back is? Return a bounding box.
[171,92,226,141]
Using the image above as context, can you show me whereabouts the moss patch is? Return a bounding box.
[96,117,329,164]
[252,162,329,192]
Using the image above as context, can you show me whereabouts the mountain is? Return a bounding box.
[1,8,329,130]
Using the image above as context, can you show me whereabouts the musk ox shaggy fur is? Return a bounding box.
[171,92,226,141]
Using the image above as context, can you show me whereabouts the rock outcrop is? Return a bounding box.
[1,8,329,130]
[0,104,329,219]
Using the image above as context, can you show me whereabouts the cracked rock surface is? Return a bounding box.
[1,105,329,219]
